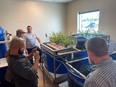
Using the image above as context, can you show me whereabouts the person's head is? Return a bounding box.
[6,30,12,36]
[16,29,25,37]
[27,26,32,33]
[86,37,109,64]
[9,38,25,55]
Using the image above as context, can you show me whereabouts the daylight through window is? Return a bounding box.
[78,10,100,33]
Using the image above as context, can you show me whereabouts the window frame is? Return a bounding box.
[77,10,100,33]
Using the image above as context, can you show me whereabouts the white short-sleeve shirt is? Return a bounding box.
[24,33,37,49]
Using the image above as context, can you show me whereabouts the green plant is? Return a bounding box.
[78,29,102,37]
[49,32,75,47]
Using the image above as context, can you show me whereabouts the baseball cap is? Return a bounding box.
[16,29,25,34]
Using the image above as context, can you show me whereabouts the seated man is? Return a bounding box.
[84,37,116,87]
[6,38,40,87]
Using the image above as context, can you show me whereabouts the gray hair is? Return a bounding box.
[86,37,108,57]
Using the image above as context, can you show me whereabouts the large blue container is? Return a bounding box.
[110,53,116,60]
[64,51,88,61]
[43,50,68,74]
[66,53,116,87]
[43,50,88,74]
[73,51,88,60]
[0,67,7,85]
[76,37,87,50]
[0,26,7,58]
[66,58,92,87]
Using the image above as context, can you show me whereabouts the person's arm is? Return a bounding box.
[26,52,33,60]
[26,48,37,60]
[36,36,41,43]
[32,51,40,70]
[5,50,10,62]
[34,33,41,43]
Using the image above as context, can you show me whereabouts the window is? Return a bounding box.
[78,10,100,33]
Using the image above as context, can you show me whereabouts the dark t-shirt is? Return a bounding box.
[7,55,38,87]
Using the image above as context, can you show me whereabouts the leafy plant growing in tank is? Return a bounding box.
[49,32,76,47]
[78,29,102,38]
[76,29,103,50]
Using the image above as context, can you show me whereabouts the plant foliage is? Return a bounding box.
[78,29,102,37]
[49,32,75,47]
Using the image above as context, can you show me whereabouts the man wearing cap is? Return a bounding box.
[12,29,28,56]
[13,29,26,40]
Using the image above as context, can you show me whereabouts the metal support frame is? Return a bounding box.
[40,43,80,87]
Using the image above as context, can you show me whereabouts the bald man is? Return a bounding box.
[6,38,40,87]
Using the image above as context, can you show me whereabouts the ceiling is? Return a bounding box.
[34,0,75,3]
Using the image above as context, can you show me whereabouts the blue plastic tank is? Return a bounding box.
[67,58,92,87]
[0,26,7,58]
[43,50,68,74]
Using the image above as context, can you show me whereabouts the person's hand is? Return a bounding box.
[27,48,38,60]
[25,49,28,55]
[30,48,37,56]
[33,51,40,70]
[32,48,37,53]
[33,51,40,61]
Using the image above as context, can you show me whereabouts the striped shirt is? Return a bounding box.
[84,58,116,87]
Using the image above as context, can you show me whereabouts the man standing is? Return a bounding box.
[13,29,28,56]
[24,26,42,64]
[6,38,40,87]
[84,37,116,87]
[13,29,25,40]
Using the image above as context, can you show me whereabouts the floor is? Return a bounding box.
[0,64,68,87]
[37,66,54,87]
[37,66,69,87]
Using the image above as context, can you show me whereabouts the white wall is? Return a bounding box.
[0,0,66,42]
[66,0,116,40]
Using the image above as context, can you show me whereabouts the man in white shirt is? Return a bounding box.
[24,26,42,64]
